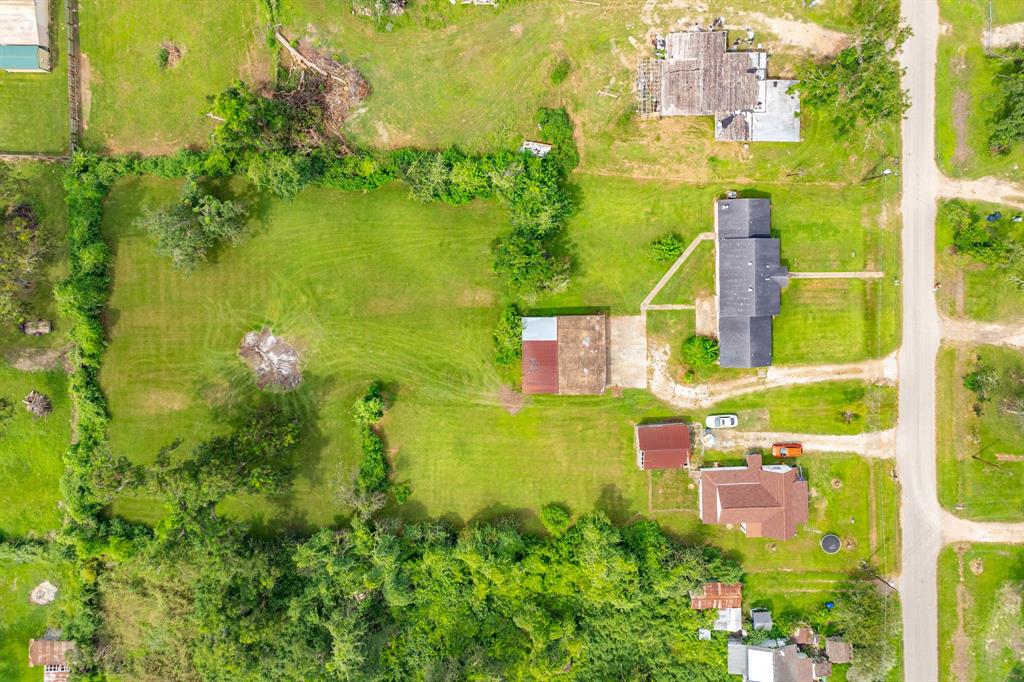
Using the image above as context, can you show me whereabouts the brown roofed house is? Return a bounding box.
[826,637,853,664]
[635,422,691,470]
[521,315,607,395]
[690,581,742,610]
[698,453,809,540]
[28,637,74,682]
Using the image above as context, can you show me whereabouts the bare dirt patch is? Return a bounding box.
[4,347,68,372]
[499,384,523,415]
[80,53,93,130]
[455,287,496,307]
[997,453,1024,462]
[161,41,184,68]
[695,295,717,337]
[985,22,1024,50]
[509,23,524,38]
[952,544,973,682]
[142,389,189,414]
[239,328,302,391]
[950,50,972,169]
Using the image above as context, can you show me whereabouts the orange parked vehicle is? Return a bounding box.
[772,442,803,458]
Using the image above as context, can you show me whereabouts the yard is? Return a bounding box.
[99,177,688,530]
[0,1,68,154]
[79,0,273,153]
[935,0,1024,179]
[655,453,901,577]
[938,543,1024,682]
[701,380,898,435]
[0,557,66,682]
[76,0,896,188]
[936,199,1024,322]
[937,343,1024,521]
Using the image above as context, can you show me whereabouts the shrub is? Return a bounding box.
[0,396,12,437]
[137,180,248,271]
[964,363,997,403]
[392,481,411,504]
[353,382,386,425]
[540,503,571,536]
[493,304,523,366]
[356,426,388,494]
[649,233,684,263]
[157,47,170,68]
[534,107,579,173]
[680,335,719,369]
[549,57,571,85]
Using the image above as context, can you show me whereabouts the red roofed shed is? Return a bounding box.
[690,581,743,609]
[522,340,558,394]
[635,422,691,469]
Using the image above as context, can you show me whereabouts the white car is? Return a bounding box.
[705,414,738,429]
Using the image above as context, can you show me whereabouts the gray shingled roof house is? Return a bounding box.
[715,198,788,367]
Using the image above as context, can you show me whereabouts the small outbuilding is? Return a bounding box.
[690,581,743,610]
[519,140,552,157]
[635,422,691,469]
[751,608,773,631]
[0,0,50,72]
[825,637,853,664]
[521,315,607,395]
[28,635,74,682]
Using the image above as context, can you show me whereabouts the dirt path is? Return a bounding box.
[941,316,1024,348]
[4,347,69,372]
[984,22,1024,50]
[639,2,850,57]
[789,271,885,279]
[952,544,972,682]
[711,429,896,458]
[648,342,897,409]
[938,174,1024,209]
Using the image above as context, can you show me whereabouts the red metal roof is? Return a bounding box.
[522,340,558,394]
[690,581,743,609]
[637,423,691,469]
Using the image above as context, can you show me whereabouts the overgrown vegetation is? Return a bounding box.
[549,56,571,85]
[831,570,900,681]
[989,48,1024,154]
[352,382,393,500]
[137,179,247,270]
[493,303,523,366]
[649,232,685,263]
[92,411,747,681]
[945,200,1024,288]
[681,335,720,370]
[798,0,911,137]
[0,163,46,324]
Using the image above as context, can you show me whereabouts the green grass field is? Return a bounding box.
[0,2,69,153]
[283,0,895,183]
[936,0,1024,179]
[938,543,1024,681]
[0,366,68,538]
[100,177,690,530]
[76,0,895,185]
[0,557,65,682]
[702,380,897,435]
[937,344,1024,521]
[936,199,1024,322]
[79,0,272,153]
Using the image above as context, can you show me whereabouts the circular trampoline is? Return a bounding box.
[820,533,841,554]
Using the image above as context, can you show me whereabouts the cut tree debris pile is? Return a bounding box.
[239,328,302,391]
[276,32,370,136]
[22,391,52,418]
[29,581,58,605]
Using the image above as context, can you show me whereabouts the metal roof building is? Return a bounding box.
[0,0,49,72]
[715,198,788,367]
[521,315,607,395]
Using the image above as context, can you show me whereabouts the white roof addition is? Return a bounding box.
[522,316,557,341]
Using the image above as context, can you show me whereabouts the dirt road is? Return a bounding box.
[941,316,1024,348]
[711,429,895,458]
